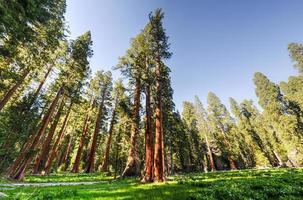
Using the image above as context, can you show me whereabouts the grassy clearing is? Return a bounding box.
[23,172,112,183]
[0,168,303,200]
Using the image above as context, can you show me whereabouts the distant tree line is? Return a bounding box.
[181,45,303,172]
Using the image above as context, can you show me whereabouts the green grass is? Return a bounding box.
[0,176,9,183]
[23,172,112,183]
[1,168,303,200]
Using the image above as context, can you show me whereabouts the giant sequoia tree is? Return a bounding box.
[148,8,172,182]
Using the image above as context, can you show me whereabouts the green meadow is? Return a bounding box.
[1,168,303,200]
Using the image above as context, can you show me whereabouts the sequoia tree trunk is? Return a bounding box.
[71,113,91,173]
[100,107,116,172]
[154,61,164,182]
[29,67,52,107]
[62,136,72,171]
[85,96,106,173]
[142,85,154,182]
[10,86,64,180]
[44,103,72,174]
[0,70,30,111]
[32,97,65,174]
[122,78,141,177]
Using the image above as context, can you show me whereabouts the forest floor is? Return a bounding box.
[0,168,303,200]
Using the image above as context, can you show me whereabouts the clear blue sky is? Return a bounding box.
[65,0,303,111]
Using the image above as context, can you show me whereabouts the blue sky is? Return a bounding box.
[65,0,303,111]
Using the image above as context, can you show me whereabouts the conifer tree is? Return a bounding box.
[148,8,172,182]
[207,92,238,170]
[254,72,303,166]
[194,96,216,172]
[85,71,112,173]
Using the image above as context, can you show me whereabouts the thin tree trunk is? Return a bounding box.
[58,136,69,167]
[161,113,166,179]
[85,95,106,173]
[32,97,65,174]
[122,78,141,177]
[154,60,164,182]
[162,130,165,178]
[71,98,95,173]
[205,132,215,172]
[219,128,237,170]
[142,84,154,182]
[10,86,64,180]
[5,133,34,175]
[0,70,30,111]
[114,125,122,179]
[100,107,116,172]
[273,150,284,166]
[44,103,72,174]
[71,114,90,173]
[29,67,52,107]
[62,136,72,171]
[170,136,174,175]
[6,106,47,175]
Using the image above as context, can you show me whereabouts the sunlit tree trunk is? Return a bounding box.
[122,78,141,177]
[62,135,72,171]
[142,84,154,182]
[29,67,52,107]
[273,150,284,166]
[219,128,237,170]
[205,132,215,172]
[154,61,164,182]
[71,113,90,173]
[10,86,64,180]
[44,103,72,174]
[100,107,116,172]
[114,125,122,179]
[6,133,34,175]
[0,70,30,111]
[32,97,65,174]
[85,97,106,173]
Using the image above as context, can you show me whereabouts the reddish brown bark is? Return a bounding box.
[0,70,30,111]
[122,78,141,177]
[6,133,34,175]
[229,158,237,170]
[71,114,90,173]
[71,98,95,173]
[10,86,64,180]
[44,103,72,174]
[32,97,65,174]
[100,107,116,172]
[61,135,72,171]
[142,85,154,182]
[5,104,47,169]
[85,96,106,173]
[153,61,164,182]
